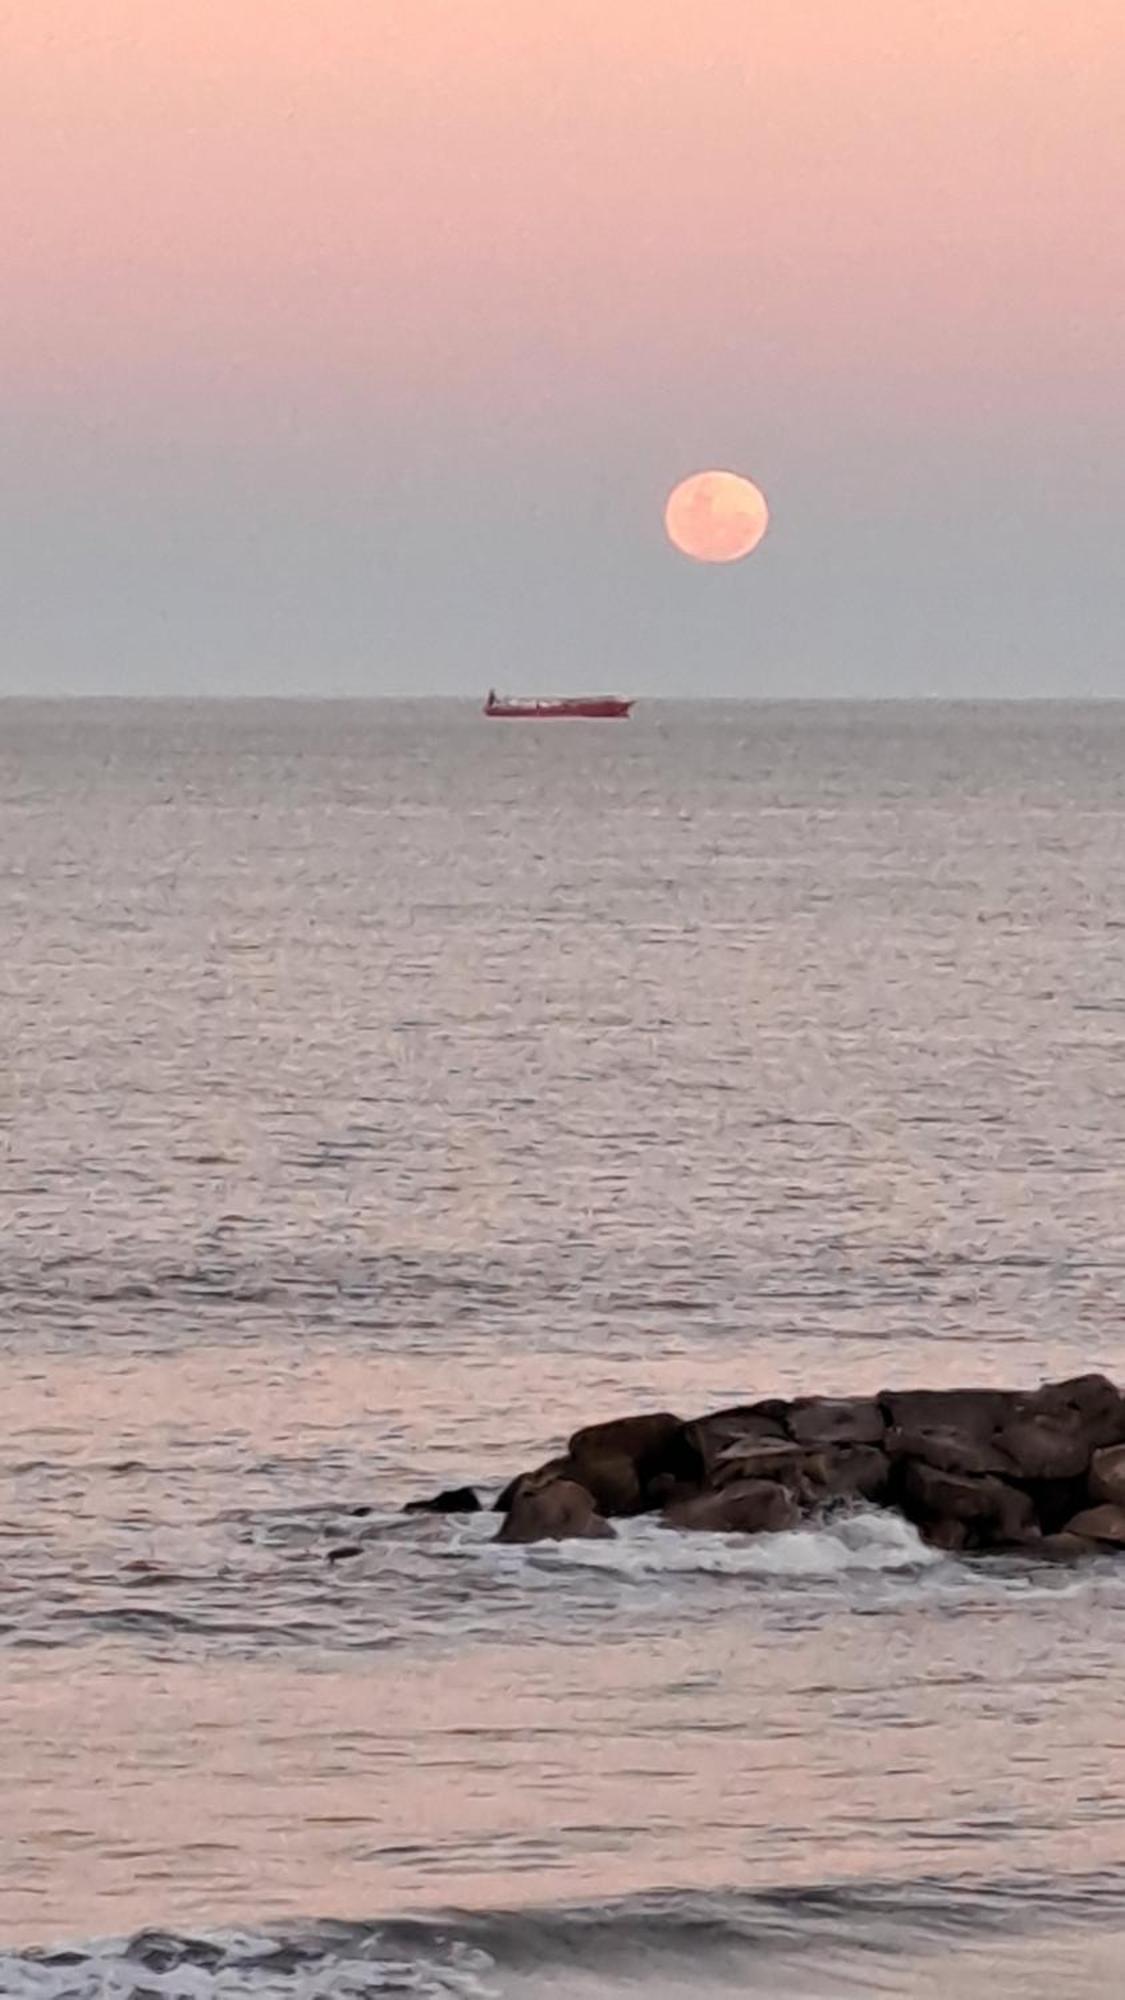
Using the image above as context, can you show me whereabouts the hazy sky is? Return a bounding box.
[3,0,1124,696]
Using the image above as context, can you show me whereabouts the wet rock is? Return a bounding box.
[567,1411,699,1511]
[801,1444,890,1506]
[568,1411,683,1469]
[1063,1504,1125,1548]
[1034,1532,1101,1562]
[684,1403,789,1479]
[881,1388,1020,1441]
[326,1543,364,1564]
[495,1478,615,1546]
[884,1425,1015,1478]
[403,1486,482,1515]
[998,1416,1101,1482]
[1029,1373,1125,1440]
[924,1516,969,1554]
[1089,1444,1125,1509]
[564,1450,644,1517]
[461,1375,1125,1565]
[1019,1474,1092,1535]
[998,1376,1125,1482]
[900,1462,1038,1549]
[493,1456,573,1513]
[788,1397,885,1448]
[646,1474,704,1509]
[497,1451,645,1518]
[711,1437,806,1488]
[663,1478,800,1537]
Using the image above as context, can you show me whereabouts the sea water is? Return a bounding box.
[3,699,1125,1995]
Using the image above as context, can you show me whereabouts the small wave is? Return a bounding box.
[7,1877,1125,1999]
[453,1506,940,1581]
[0,1927,498,1998]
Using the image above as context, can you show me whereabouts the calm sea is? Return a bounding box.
[3,699,1125,1997]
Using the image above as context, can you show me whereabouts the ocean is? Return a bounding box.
[2,698,1125,1997]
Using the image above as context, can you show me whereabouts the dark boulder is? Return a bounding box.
[900,1462,1038,1549]
[564,1450,643,1517]
[568,1411,700,1508]
[996,1415,1096,1482]
[711,1437,806,1489]
[495,1479,615,1546]
[1063,1504,1125,1548]
[998,1374,1125,1481]
[801,1443,890,1506]
[1018,1473,1092,1535]
[1089,1444,1125,1509]
[788,1397,885,1448]
[1029,1372,1125,1437]
[684,1403,789,1479]
[493,1456,573,1513]
[568,1410,682,1468]
[663,1478,800,1537]
[404,1486,482,1515]
[646,1474,704,1509]
[881,1387,1020,1440]
[1035,1531,1103,1561]
[884,1424,1015,1478]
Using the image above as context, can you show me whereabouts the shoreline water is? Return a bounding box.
[4,702,1125,1984]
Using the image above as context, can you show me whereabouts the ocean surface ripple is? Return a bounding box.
[3,700,1125,1995]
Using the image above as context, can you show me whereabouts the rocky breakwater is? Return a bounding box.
[458,1375,1125,1555]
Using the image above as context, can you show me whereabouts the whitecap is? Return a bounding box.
[457,1506,939,1581]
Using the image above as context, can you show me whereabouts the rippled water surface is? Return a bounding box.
[3,699,1125,1995]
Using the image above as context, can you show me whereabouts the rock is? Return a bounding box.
[568,1411,699,1509]
[998,1375,1125,1481]
[900,1462,1038,1549]
[1035,1532,1101,1561]
[449,1375,1125,1566]
[788,1397,885,1448]
[663,1479,800,1536]
[1019,1474,1092,1535]
[1030,1373,1125,1438]
[1063,1504,1125,1548]
[494,1440,668,1512]
[646,1473,704,1509]
[495,1479,615,1545]
[568,1411,683,1469]
[801,1444,890,1505]
[996,1414,1094,1482]
[884,1425,1015,1478]
[404,1486,481,1515]
[1089,1444,1125,1509]
[684,1404,789,1478]
[882,1388,1020,1441]
[493,1456,573,1513]
[711,1438,806,1488]
[924,1517,969,1553]
[326,1544,363,1563]
[564,1450,643,1517]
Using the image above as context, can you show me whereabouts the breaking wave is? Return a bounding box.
[8,1876,1125,1999]
[455,1504,941,1579]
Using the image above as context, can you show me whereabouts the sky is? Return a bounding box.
[2,0,1124,697]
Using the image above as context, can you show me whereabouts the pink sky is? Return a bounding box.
[4,0,1123,437]
[3,2,1123,694]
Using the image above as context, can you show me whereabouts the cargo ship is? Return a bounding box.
[483,689,633,720]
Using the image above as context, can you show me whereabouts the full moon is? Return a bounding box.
[664,469,770,564]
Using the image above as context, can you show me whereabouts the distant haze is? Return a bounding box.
[3,1,1124,697]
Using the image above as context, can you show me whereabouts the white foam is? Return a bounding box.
[0,1936,499,1999]
[459,1506,939,1580]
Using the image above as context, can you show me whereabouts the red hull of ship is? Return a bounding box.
[484,694,633,720]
